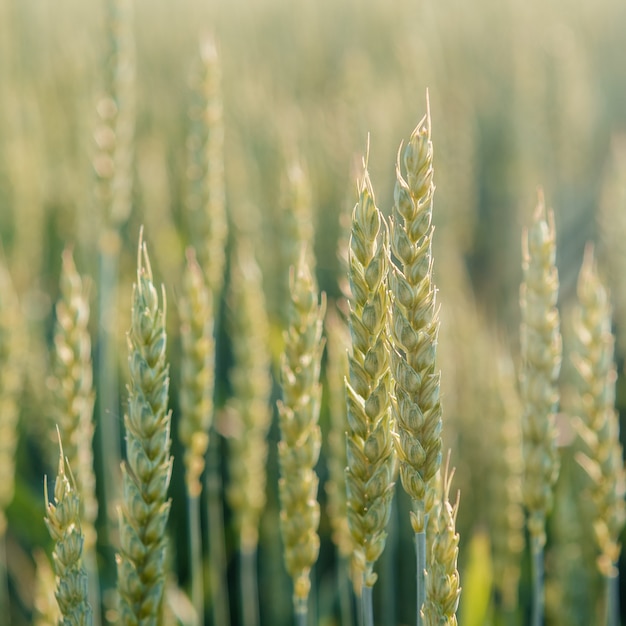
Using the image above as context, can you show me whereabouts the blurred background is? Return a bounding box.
[1,0,626,624]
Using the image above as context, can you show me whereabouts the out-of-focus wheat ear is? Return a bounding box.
[178,247,214,625]
[44,434,93,626]
[33,549,62,626]
[186,35,227,299]
[51,249,98,550]
[0,258,22,535]
[226,238,273,626]
[388,102,443,626]
[50,248,100,623]
[345,161,395,626]
[0,256,23,622]
[597,138,626,356]
[489,354,525,613]
[519,190,562,626]
[324,307,361,587]
[93,0,136,551]
[570,244,625,625]
[179,247,215,499]
[277,248,325,623]
[116,231,172,626]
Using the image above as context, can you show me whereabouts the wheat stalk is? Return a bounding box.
[277,248,325,623]
[571,245,625,625]
[345,160,395,626]
[388,104,443,625]
[116,233,173,626]
[44,436,93,626]
[520,191,562,626]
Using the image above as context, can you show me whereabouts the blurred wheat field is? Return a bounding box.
[1,0,626,624]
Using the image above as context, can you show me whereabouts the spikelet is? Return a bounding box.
[519,192,562,548]
[345,163,395,588]
[422,461,461,626]
[44,439,92,626]
[571,245,626,577]
[277,249,325,614]
[0,258,22,537]
[116,234,173,626]
[226,240,273,552]
[178,248,214,498]
[50,249,98,551]
[389,107,442,533]
[186,36,227,298]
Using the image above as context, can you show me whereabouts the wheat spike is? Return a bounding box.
[422,458,461,625]
[51,249,98,551]
[571,245,626,578]
[520,191,562,548]
[277,248,325,615]
[116,233,173,626]
[44,437,93,626]
[178,248,215,498]
[226,240,273,552]
[345,162,396,590]
[389,107,443,534]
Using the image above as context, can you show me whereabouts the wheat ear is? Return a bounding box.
[422,458,460,626]
[226,239,273,626]
[44,435,93,626]
[51,248,100,622]
[520,191,562,626]
[52,249,98,549]
[186,36,227,298]
[345,160,395,625]
[116,232,172,626]
[571,245,625,625]
[389,104,443,625]
[179,248,214,498]
[277,248,325,622]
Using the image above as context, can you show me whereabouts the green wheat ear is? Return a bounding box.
[44,434,92,626]
[520,192,562,549]
[277,248,326,617]
[345,161,396,590]
[389,106,443,533]
[116,231,173,626]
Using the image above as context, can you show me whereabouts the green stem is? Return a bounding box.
[361,584,374,626]
[295,606,308,626]
[531,538,544,626]
[188,494,204,626]
[241,545,259,626]
[338,558,354,626]
[97,237,121,532]
[605,571,619,626]
[84,548,101,626]
[206,435,230,626]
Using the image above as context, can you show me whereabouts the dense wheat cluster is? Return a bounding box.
[1,0,626,625]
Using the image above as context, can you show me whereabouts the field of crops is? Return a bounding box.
[1,0,626,624]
